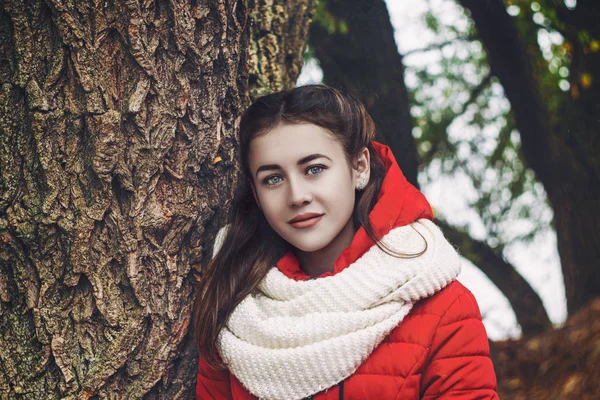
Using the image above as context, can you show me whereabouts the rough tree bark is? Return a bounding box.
[0,0,316,398]
[309,0,551,334]
[456,0,600,315]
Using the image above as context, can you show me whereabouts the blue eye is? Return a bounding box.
[306,165,326,176]
[264,175,282,186]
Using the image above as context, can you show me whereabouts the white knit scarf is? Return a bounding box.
[217,219,461,400]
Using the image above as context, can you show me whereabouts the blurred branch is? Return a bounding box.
[420,71,493,165]
[403,36,477,57]
[455,0,556,191]
[461,71,493,113]
[436,219,552,334]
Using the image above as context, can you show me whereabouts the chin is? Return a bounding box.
[286,237,331,253]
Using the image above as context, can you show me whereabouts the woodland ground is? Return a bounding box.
[493,297,600,399]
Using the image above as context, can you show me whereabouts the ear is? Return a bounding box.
[353,147,371,187]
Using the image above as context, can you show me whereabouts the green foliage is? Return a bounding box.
[425,12,440,33]
[405,1,555,250]
[507,0,572,116]
[313,0,350,35]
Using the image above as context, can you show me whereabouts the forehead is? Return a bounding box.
[249,124,343,167]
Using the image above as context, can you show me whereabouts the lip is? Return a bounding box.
[288,213,324,229]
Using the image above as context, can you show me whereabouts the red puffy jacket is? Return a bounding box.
[196,143,498,399]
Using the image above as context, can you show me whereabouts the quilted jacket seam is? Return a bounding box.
[392,347,430,400]
[383,340,427,348]
[416,289,471,397]
[439,289,470,318]
[406,311,448,318]
[438,316,481,328]
[353,372,423,378]
[391,315,439,400]
[429,353,490,362]
[421,386,497,398]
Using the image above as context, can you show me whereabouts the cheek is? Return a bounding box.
[321,173,356,212]
[327,167,355,195]
[257,190,284,221]
[334,189,356,215]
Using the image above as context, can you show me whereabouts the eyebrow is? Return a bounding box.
[255,153,332,177]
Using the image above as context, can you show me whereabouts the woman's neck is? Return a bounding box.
[295,219,356,277]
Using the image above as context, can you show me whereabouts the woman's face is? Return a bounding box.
[248,123,369,253]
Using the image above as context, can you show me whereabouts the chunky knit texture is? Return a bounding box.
[217,219,461,400]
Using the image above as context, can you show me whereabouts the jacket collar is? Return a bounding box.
[276,141,433,280]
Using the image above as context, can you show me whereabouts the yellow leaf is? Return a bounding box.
[564,42,573,53]
[213,156,222,165]
[508,378,522,389]
[526,337,541,351]
[562,374,582,394]
[580,73,593,89]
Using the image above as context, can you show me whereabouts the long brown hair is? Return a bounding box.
[194,85,395,368]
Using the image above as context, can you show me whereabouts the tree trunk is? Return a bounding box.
[456,0,600,315]
[308,0,419,186]
[0,0,315,398]
[309,0,551,334]
[437,220,551,334]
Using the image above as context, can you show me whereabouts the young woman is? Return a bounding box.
[194,85,498,399]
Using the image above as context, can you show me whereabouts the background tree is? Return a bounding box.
[456,0,600,315]
[307,1,600,395]
[0,0,316,398]
[308,0,551,334]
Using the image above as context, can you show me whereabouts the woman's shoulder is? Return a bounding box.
[388,280,483,344]
[371,280,492,381]
[412,279,481,319]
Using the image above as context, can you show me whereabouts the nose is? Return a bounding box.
[287,176,313,207]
